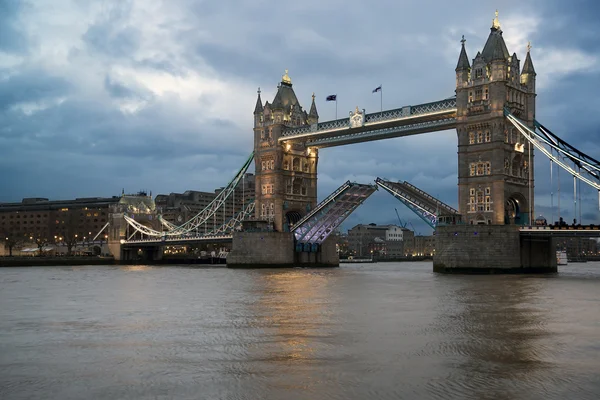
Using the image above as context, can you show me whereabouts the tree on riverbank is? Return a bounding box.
[2,232,24,257]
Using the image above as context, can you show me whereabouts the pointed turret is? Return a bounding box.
[254,88,263,114]
[522,44,536,74]
[308,93,319,124]
[521,42,536,92]
[456,35,470,71]
[481,10,510,62]
[271,69,300,110]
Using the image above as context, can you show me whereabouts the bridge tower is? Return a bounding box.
[253,71,319,232]
[455,11,536,225]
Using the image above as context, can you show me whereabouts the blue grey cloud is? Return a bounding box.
[1,0,599,234]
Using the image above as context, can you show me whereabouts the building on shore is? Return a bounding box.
[347,223,416,258]
[414,235,436,257]
[0,192,153,256]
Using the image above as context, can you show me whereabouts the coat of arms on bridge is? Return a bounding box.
[349,106,365,128]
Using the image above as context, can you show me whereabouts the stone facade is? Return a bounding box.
[253,71,319,232]
[455,12,536,226]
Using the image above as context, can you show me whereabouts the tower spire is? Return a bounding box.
[282,69,292,85]
[308,92,319,124]
[522,42,536,75]
[254,87,263,114]
[456,35,470,71]
[492,9,501,30]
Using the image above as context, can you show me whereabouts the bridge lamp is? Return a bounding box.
[306,147,312,156]
[285,143,291,151]
[120,239,125,244]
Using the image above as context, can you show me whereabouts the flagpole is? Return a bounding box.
[335,98,338,120]
[380,84,383,115]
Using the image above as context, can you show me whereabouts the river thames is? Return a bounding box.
[1,262,599,400]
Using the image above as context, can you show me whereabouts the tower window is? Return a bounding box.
[476,163,484,176]
[469,92,473,102]
[477,132,483,143]
[484,88,489,100]
[469,132,475,144]
[475,89,482,100]
[485,130,491,142]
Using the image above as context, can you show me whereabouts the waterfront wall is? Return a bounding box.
[434,225,556,273]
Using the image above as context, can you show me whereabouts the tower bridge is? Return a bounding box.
[111,11,600,272]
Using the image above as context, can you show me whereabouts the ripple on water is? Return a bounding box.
[1,263,600,400]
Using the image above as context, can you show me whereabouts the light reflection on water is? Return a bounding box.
[1,262,599,400]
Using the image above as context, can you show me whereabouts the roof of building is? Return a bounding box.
[522,49,536,74]
[481,27,510,61]
[456,36,470,70]
[271,70,300,110]
[481,12,509,62]
[308,93,319,120]
[0,196,121,212]
[254,89,263,114]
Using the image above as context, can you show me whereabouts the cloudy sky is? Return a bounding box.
[1,0,599,233]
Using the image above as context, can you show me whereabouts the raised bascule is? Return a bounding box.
[113,11,600,272]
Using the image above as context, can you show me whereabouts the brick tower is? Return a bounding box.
[455,11,537,225]
[253,71,319,232]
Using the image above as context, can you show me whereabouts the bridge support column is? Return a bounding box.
[520,234,557,272]
[434,225,556,273]
[108,240,123,261]
[227,232,338,268]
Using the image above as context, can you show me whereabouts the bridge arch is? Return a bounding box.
[284,210,302,232]
[505,192,528,225]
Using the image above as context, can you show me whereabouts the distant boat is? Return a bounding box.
[556,250,568,266]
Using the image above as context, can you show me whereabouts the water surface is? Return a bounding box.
[1,262,599,399]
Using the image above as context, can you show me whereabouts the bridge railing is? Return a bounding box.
[281,97,457,139]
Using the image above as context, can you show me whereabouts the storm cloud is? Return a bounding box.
[1,0,599,233]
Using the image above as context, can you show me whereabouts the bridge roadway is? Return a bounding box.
[279,98,457,148]
[520,226,600,237]
[121,234,233,247]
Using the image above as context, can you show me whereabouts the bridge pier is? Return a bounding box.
[434,225,556,274]
[227,232,338,268]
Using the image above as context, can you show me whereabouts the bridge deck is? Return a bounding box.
[520,226,600,237]
[279,98,457,148]
[293,181,377,246]
[376,178,458,228]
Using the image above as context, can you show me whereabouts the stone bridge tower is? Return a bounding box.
[253,71,319,232]
[455,11,536,225]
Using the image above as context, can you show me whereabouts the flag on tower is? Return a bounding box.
[326,94,337,101]
[372,85,382,93]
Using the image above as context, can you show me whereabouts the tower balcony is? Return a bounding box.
[506,102,525,117]
[467,100,490,116]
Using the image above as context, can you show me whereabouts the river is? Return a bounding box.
[1,262,599,400]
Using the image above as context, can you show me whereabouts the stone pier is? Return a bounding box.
[226,232,338,268]
[434,225,556,274]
